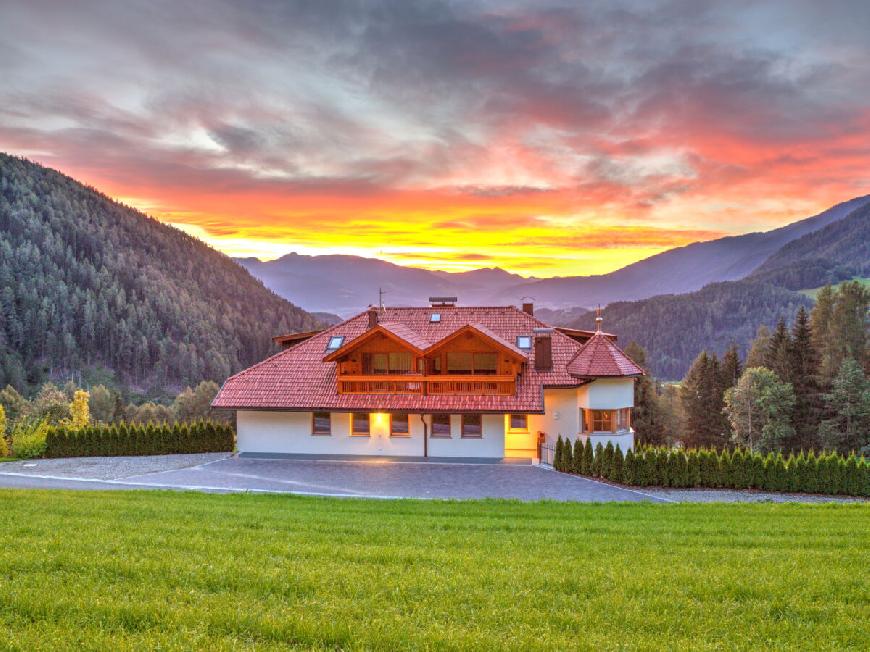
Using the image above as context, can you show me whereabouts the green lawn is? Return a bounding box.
[0,492,867,651]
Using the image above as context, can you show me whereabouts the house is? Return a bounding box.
[211,299,644,459]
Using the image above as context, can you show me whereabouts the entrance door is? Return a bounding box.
[504,414,536,458]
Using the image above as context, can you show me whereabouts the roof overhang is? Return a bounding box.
[424,323,527,361]
[323,324,426,362]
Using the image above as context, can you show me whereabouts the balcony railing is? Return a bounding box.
[336,374,515,396]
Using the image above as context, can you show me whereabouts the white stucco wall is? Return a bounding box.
[237,410,506,458]
[528,388,579,444]
[582,378,635,409]
[579,431,635,453]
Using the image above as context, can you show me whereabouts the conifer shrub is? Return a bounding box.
[642,449,657,486]
[623,448,636,485]
[573,438,584,474]
[611,445,624,482]
[686,450,701,487]
[843,453,861,497]
[554,436,564,471]
[582,439,594,476]
[563,438,574,473]
[773,453,788,492]
[592,443,604,478]
[601,442,614,480]
[43,420,234,458]
[718,449,733,489]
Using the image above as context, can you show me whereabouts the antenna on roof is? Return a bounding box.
[378,287,387,310]
[595,305,603,332]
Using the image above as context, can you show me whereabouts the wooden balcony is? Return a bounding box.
[336,374,515,396]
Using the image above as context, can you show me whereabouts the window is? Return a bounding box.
[447,351,473,374]
[580,408,587,433]
[508,414,528,432]
[431,414,451,438]
[430,312,441,323]
[461,414,482,438]
[363,351,412,374]
[591,409,614,433]
[391,413,410,437]
[516,335,532,350]
[312,412,331,435]
[446,351,498,375]
[473,352,498,375]
[351,412,370,436]
[616,408,631,431]
[326,335,345,351]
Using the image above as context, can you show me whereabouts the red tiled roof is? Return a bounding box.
[566,331,645,377]
[213,305,636,412]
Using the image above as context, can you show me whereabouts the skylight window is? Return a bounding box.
[326,335,345,351]
[516,335,532,350]
[430,312,441,323]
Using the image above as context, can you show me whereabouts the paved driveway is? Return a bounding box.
[0,453,660,502]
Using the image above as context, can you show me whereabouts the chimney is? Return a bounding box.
[367,307,379,329]
[429,296,457,308]
[522,302,534,316]
[533,327,553,371]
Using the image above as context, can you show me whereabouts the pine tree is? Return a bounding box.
[720,343,742,391]
[788,306,822,451]
[765,318,792,382]
[623,341,666,446]
[724,367,795,453]
[681,352,728,448]
[745,325,771,369]
[818,358,870,454]
[811,285,836,381]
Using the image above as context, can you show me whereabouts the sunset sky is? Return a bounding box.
[1,0,868,277]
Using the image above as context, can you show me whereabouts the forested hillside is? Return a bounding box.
[568,199,869,379]
[572,281,813,380]
[749,202,870,290]
[0,154,319,392]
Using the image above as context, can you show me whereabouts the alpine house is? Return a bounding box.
[212,299,644,459]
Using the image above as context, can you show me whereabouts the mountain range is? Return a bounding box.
[238,195,870,315]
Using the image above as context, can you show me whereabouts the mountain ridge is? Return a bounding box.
[239,194,870,314]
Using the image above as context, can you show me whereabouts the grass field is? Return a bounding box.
[0,492,867,650]
[799,276,870,300]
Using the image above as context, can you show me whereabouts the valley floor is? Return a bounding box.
[0,492,867,650]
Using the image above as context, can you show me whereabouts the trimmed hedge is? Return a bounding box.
[552,441,870,497]
[44,421,234,458]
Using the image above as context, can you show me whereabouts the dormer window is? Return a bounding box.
[516,335,532,350]
[430,312,441,323]
[325,335,345,351]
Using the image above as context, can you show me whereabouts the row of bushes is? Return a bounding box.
[553,437,870,496]
[40,420,235,458]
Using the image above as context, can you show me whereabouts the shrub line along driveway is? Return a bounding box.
[0,454,864,502]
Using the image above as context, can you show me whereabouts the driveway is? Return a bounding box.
[1,454,864,503]
[0,453,660,502]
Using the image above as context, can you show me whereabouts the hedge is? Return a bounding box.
[44,421,235,458]
[552,441,870,497]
